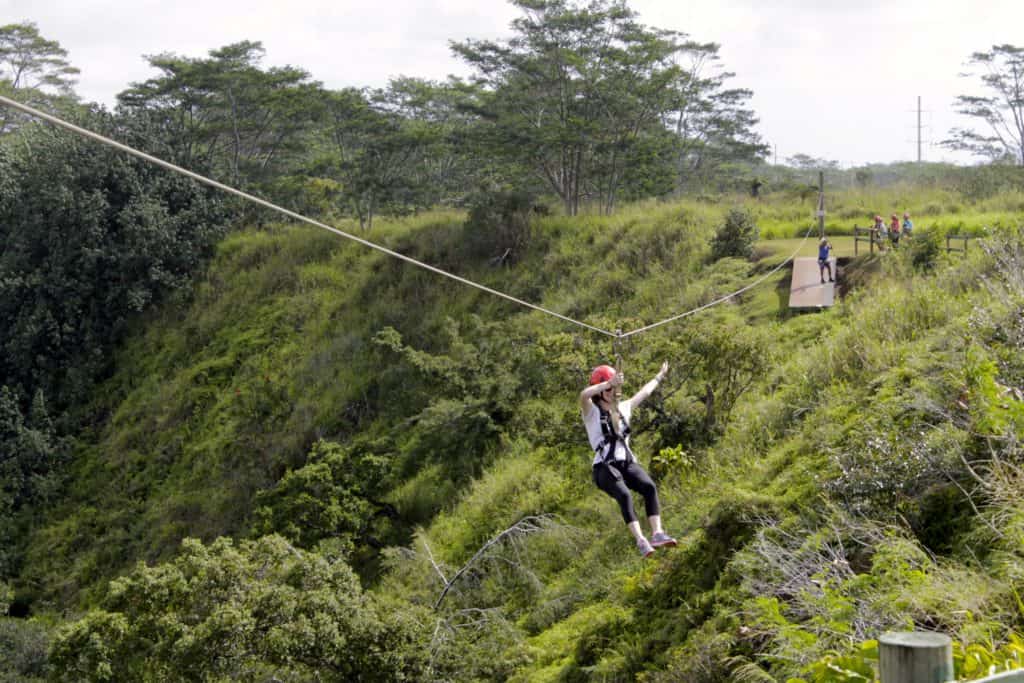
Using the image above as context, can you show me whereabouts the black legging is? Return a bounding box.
[592,460,660,524]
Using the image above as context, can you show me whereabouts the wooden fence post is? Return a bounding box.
[879,632,953,683]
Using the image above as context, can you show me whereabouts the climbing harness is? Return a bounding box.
[593,403,636,465]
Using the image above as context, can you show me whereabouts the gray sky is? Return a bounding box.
[5,0,1023,166]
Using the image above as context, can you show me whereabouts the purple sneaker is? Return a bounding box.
[651,531,677,548]
[637,537,655,558]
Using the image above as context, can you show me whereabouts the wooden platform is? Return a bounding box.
[788,257,836,308]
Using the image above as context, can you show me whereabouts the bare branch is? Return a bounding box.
[421,537,449,586]
[433,514,561,610]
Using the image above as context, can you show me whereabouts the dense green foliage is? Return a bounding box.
[0,112,229,410]
[0,110,229,595]
[0,388,65,579]
[49,535,429,681]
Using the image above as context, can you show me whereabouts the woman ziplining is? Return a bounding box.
[580,362,677,558]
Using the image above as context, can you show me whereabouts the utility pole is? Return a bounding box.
[917,96,922,163]
[817,171,825,239]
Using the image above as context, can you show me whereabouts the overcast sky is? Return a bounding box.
[5,0,1023,166]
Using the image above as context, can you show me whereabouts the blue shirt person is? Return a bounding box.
[902,213,913,237]
[818,238,834,283]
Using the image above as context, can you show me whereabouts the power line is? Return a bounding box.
[0,95,815,342]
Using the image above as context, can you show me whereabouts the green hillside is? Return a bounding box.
[5,189,1024,681]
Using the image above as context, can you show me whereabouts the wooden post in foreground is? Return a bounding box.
[879,632,953,683]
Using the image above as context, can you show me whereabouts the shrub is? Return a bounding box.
[711,208,760,260]
[253,439,392,552]
[909,229,943,271]
[463,188,538,263]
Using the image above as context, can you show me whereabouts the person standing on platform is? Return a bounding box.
[818,238,834,284]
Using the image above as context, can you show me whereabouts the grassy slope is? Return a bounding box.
[388,235,1024,681]
[19,192,1024,680]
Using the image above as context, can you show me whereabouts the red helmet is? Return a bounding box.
[590,365,617,385]
[874,215,882,221]
[903,213,910,218]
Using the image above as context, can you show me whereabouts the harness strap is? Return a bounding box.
[595,405,635,464]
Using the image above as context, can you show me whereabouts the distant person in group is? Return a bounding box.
[902,212,913,238]
[581,363,676,558]
[873,214,888,251]
[890,214,901,248]
[818,238,834,283]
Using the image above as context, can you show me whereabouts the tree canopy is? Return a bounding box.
[0,22,79,132]
[451,0,766,215]
[50,536,429,682]
[118,41,322,187]
[0,109,230,410]
[944,44,1024,166]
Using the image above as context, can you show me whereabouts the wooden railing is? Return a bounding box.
[850,229,971,258]
[854,225,880,255]
[946,234,970,254]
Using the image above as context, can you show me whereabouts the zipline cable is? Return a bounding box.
[618,227,814,339]
[0,95,817,342]
[0,95,618,339]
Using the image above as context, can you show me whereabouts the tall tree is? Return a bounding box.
[313,87,439,230]
[375,76,486,208]
[452,0,686,215]
[785,153,839,171]
[452,0,764,214]
[943,44,1024,166]
[118,41,322,188]
[0,22,79,132]
[664,42,767,190]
